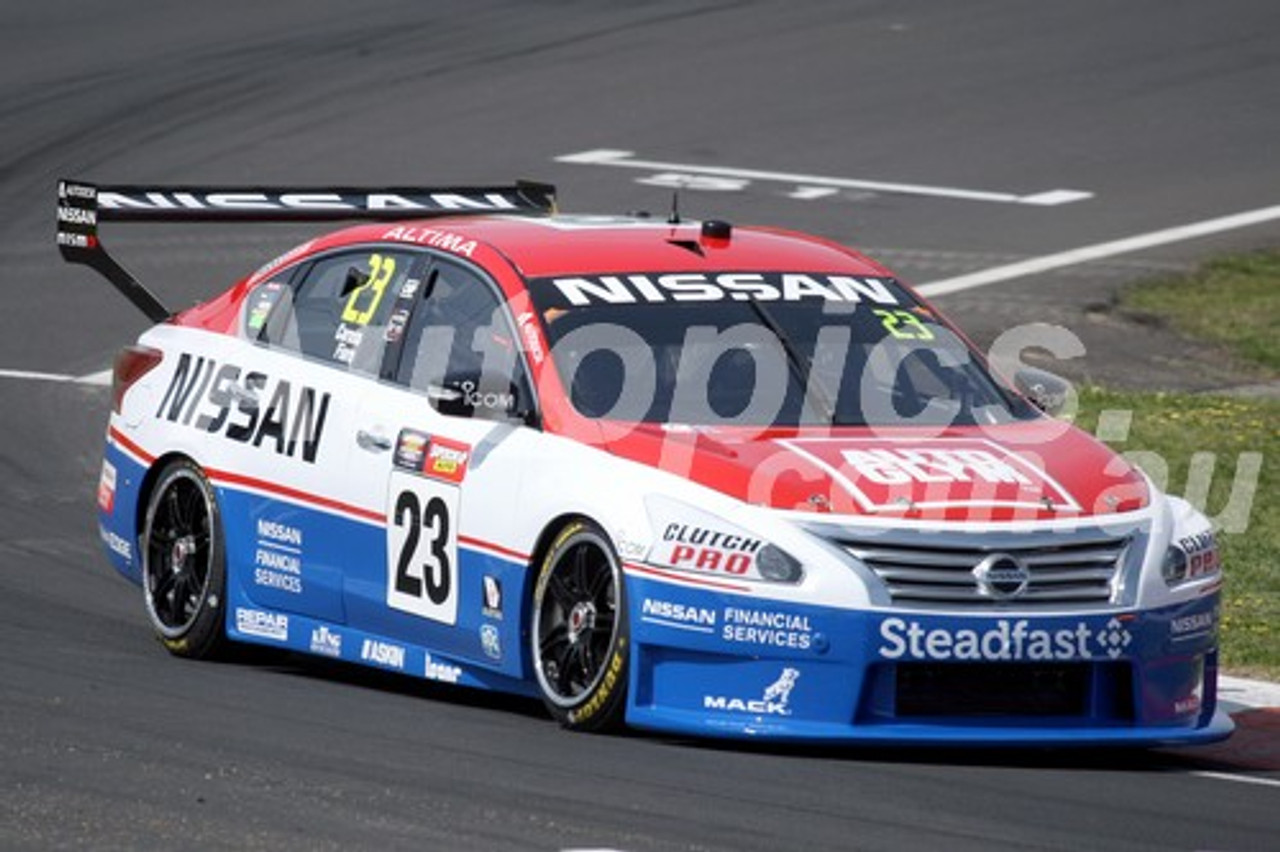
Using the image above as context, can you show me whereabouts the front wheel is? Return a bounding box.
[141,459,227,659]
[531,520,629,731]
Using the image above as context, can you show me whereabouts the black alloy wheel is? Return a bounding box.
[141,460,227,659]
[532,521,629,731]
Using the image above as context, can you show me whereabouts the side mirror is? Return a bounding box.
[427,373,537,427]
[1013,367,1073,417]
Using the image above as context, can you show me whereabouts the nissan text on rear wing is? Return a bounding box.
[56,179,557,322]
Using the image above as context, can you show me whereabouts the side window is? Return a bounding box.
[259,249,416,375]
[395,259,536,425]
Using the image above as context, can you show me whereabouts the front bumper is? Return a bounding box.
[624,573,1231,746]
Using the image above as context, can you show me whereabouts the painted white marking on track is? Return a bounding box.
[556,149,1092,206]
[0,368,76,383]
[0,368,111,385]
[1190,771,1280,789]
[917,204,1280,297]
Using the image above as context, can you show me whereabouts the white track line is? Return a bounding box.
[0,368,110,385]
[917,204,1280,296]
[1190,771,1280,789]
[556,149,1092,206]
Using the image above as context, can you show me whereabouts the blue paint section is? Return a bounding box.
[220,486,348,623]
[98,440,1229,745]
[222,598,540,700]
[626,575,1231,745]
[97,441,146,584]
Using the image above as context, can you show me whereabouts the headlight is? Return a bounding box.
[643,495,804,584]
[757,544,803,583]
[1161,545,1190,585]
[1161,529,1220,587]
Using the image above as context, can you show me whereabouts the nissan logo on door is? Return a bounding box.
[973,554,1031,600]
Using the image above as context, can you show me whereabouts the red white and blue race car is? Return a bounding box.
[60,179,1230,745]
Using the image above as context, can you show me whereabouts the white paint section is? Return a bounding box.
[78,369,113,386]
[556,149,1092,206]
[917,204,1280,297]
[1191,771,1280,789]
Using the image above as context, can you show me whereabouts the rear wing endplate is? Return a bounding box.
[56,179,557,322]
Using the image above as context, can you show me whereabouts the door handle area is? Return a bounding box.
[356,430,393,452]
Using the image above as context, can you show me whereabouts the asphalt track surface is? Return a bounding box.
[2,2,1278,849]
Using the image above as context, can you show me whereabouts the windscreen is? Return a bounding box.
[526,271,1037,428]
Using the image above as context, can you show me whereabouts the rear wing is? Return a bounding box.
[56,179,557,322]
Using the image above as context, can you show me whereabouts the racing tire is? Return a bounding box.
[141,460,227,660]
[531,520,629,732]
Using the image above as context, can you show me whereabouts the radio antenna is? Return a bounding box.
[668,189,682,225]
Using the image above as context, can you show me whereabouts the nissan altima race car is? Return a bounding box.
[60,178,1231,745]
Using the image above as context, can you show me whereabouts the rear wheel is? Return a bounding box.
[531,520,629,731]
[141,460,227,659]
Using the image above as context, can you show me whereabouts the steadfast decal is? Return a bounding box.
[546,273,901,306]
[878,617,1134,662]
[155,353,330,463]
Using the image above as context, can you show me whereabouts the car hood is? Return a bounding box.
[598,420,1150,522]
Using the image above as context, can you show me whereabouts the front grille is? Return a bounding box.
[833,528,1135,608]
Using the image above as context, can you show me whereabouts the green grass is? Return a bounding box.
[1122,250,1280,373]
[1071,389,1279,679]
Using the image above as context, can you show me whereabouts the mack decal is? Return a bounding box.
[704,668,800,716]
[548,273,901,306]
[155,353,330,463]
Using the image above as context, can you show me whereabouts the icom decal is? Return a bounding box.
[704,668,801,716]
[155,353,330,463]
[878,616,1134,662]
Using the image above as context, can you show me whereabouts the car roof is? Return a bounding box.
[309,214,896,280]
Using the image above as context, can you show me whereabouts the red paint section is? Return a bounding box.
[600,422,1149,522]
